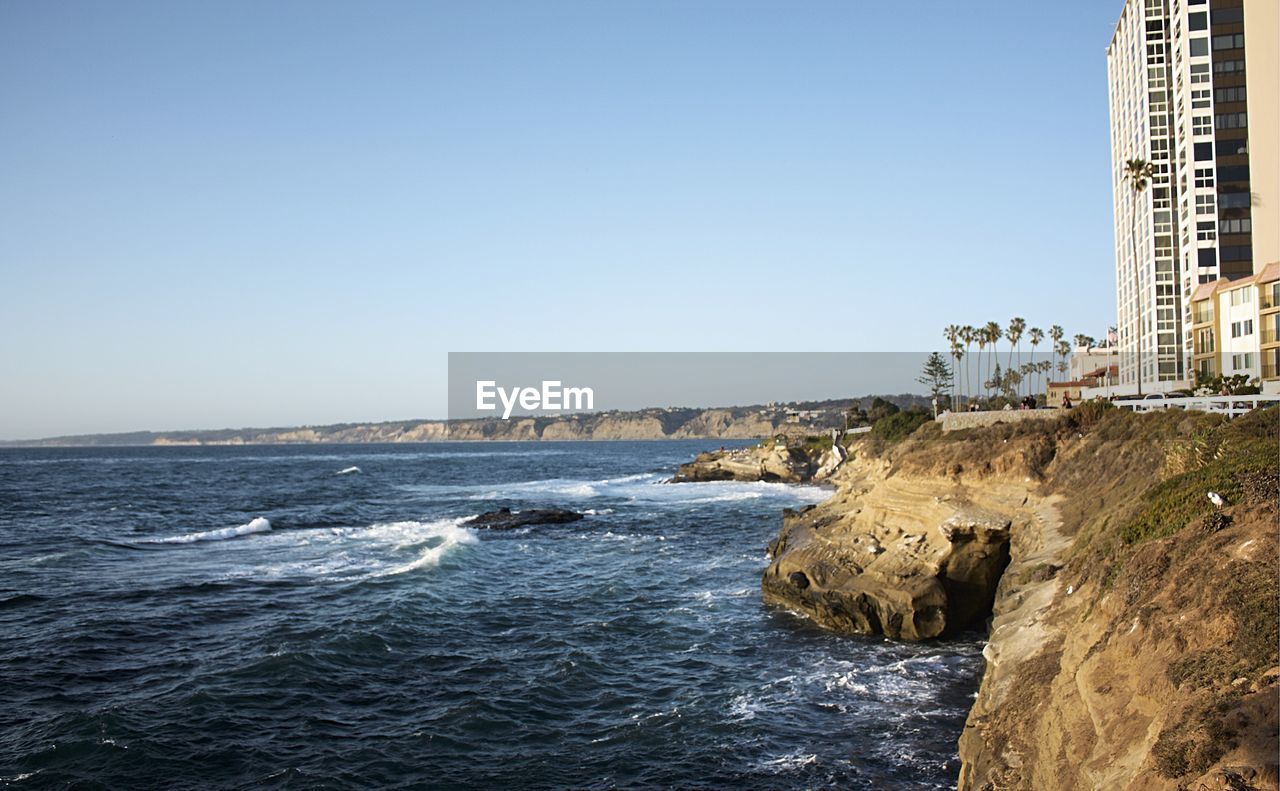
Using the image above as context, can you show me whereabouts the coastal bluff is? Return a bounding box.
[669,437,845,484]
[761,407,1279,790]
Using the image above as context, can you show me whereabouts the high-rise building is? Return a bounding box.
[1106,0,1274,393]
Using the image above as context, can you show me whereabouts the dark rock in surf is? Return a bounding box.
[469,507,585,530]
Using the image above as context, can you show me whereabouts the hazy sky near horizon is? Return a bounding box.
[1,0,1123,439]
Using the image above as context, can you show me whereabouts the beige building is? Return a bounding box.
[1245,0,1279,265]
[1069,345,1120,381]
[1189,261,1280,391]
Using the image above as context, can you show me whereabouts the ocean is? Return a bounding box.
[0,441,984,789]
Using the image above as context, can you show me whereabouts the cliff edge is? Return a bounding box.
[762,406,1279,790]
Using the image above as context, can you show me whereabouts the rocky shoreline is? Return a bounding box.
[738,408,1279,790]
[668,437,845,484]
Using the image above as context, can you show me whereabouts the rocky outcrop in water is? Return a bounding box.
[468,507,584,530]
[670,440,844,484]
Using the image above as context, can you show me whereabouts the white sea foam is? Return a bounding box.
[143,517,272,544]
[416,472,829,507]
[209,517,481,582]
[336,466,361,475]
[369,520,479,577]
[755,753,818,772]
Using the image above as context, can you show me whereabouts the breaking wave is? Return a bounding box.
[142,517,272,544]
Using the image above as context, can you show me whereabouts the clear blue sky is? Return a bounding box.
[1,0,1124,439]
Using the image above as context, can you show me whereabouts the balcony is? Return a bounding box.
[1263,327,1280,345]
[1263,362,1279,380]
[1262,292,1280,311]
[1191,309,1214,325]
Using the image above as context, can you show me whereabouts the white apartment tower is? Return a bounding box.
[1106,0,1262,393]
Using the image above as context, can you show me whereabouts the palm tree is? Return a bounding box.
[1055,340,1071,383]
[951,343,965,410]
[1028,327,1044,396]
[1073,333,1088,351]
[1019,362,1036,400]
[975,328,989,402]
[944,325,962,408]
[983,322,1002,399]
[1006,317,1026,395]
[1123,158,1155,396]
[1049,325,1064,382]
[962,326,976,405]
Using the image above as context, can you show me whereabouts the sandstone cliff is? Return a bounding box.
[762,406,1279,789]
[670,436,845,484]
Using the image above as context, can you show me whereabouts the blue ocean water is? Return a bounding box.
[0,441,984,789]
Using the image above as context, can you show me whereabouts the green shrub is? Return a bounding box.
[871,409,931,444]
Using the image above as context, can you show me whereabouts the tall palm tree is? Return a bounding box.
[1038,360,1053,389]
[951,343,965,410]
[1028,327,1044,396]
[983,322,1002,399]
[1049,325,1064,382]
[975,328,989,402]
[1006,317,1026,395]
[1123,158,1155,396]
[1055,340,1071,383]
[962,326,976,405]
[944,325,962,408]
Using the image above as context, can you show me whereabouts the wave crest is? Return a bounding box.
[143,517,272,544]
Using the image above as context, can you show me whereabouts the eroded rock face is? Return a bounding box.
[670,442,842,484]
[761,473,1013,641]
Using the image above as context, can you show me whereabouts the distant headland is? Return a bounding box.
[2,395,932,447]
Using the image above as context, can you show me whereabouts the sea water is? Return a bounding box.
[0,441,983,788]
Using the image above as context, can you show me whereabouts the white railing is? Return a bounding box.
[1115,394,1280,417]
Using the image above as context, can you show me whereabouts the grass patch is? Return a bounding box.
[1117,408,1278,546]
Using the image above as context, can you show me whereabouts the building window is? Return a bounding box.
[1194,142,1213,160]
[1190,63,1210,84]
[1212,7,1244,23]
[1193,115,1212,135]
[1197,221,1216,241]
[1216,112,1248,129]
[1231,353,1254,370]
[1194,168,1214,187]
[1214,60,1245,75]
[1220,245,1253,262]
[1217,165,1249,183]
[1231,320,1254,338]
[1196,194,1216,215]
[1219,217,1252,234]
[1188,11,1207,29]
[1219,137,1249,156]
[1219,192,1251,209]
[1231,288,1253,306]
[1189,37,1209,56]
[1213,33,1244,50]
[1215,86,1247,103]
